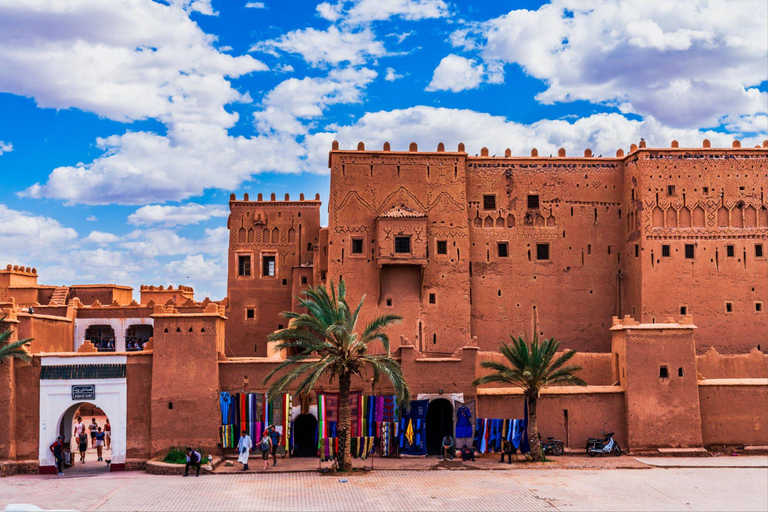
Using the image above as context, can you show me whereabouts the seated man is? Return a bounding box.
[460,444,475,461]
[440,435,454,460]
[499,439,516,464]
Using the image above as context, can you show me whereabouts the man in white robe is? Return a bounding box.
[237,430,252,471]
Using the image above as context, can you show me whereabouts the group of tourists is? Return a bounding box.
[72,416,110,463]
[183,424,281,477]
[126,340,149,351]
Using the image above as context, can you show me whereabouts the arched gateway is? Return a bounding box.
[38,355,127,473]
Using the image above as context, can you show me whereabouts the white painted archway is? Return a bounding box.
[39,355,127,473]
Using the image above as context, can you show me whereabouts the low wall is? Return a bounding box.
[17,313,73,353]
[698,379,768,447]
[477,387,627,451]
[477,351,615,386]
[126,354,153,459]
[696,348,768,380]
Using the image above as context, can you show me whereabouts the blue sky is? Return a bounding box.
[0,0,766,300]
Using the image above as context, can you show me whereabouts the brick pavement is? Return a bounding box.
[1,465,766,511]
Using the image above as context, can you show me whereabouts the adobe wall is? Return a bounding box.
[696,348,768,379]
[477,389,627,450]
[69,286,133,306]
[140,285,194,305]
[0,266,38,288]
[698,381,768,447]
[612,319,703,449]
[630,147,768,354]
[466,155,624,353]
[149,310,224,456]
[12,358,40,460]
[327,146,473,354]
[226,194,322,357]
[16,313,73,353]
[478,351,615,386]
[2,288,40,306]
[126,354,153,460]
[0,318,19,460]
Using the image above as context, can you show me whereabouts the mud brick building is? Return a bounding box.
[1,139,767,475]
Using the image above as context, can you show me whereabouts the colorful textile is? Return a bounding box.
[318,395,327,446]
[350,437,376,459]
[282,394,292,449]
[379,422,397,457]
[455,405,472,438]
[320,437,338,462]
[220,424,237,448]
[262,393,272,431]
[399,399,428,455]
[220,392,234,425]
[382,396,396,422]
[473,417,528,453]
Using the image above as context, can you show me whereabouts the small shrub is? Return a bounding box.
[162,446,209,465]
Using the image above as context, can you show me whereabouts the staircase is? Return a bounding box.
[48,286,69,306]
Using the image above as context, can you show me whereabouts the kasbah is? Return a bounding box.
[1,138,766,475]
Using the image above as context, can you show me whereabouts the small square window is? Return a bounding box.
[527,195,540,210]
[436,240,448,255]
[301,276,307,285]
[635,244,639,258]
[238,255,251,277]
[667,185,676,196]
[428,293,436,304]
[756,244,764,258]
[726,244,735,257]
[659,366,669,379]
[483,195,496,210]
[278,324,283,330]
[497,242,509,258]
[394,236,411,253]
[386,298,393,307]
[684,244,695,259]
[536,243,549,261]
[756,302,763,312]
[680,306,687,316]
[351,238,364,254]
[307,243,313,251]
[661,245,670,257]
[246,308,255,319]
[262,255,276,277]
[282,278,287,285]
[703,187,709,194]
[725,302,733,313]
[678,367,684,377]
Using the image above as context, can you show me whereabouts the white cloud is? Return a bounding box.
[84,231,121,245]
[0,204,77,266]
[0,140,11,155]
[452,0,768,128]
[86,215,98,222]
[426,55,485,92]
[4,0,280,206]
[308,106,767,160]
[254,67,377,135]
[245,2,266,8]
[386,31,414,44]
[0,0,266,126]
[277,64,295,73]
[120,227,228,258]
[384,67,403,81]
[128,203,229,227]
[252,26,386,68]
[163,254,224,281]
[340,0,448,25]
[317,2,343,22]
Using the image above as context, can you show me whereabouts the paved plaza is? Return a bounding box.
[1,461,766,511]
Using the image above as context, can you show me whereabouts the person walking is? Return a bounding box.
[184,447,201,477]
[94,427,106,461]
[73,416,85,440]
[88,418,98,448]
[77,429,88,463]
[258,431,272,471]
[50,435,65,476]
[237,430,252,471]
[104,419,111,449]
[268,425,281,466]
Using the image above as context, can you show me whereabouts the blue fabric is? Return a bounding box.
[398,399,428,455]
[455,406,472,438]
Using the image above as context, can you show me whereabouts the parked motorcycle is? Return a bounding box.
[538,433,564,456]
[586,431,621,457]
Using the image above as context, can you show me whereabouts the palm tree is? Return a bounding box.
[472,332,586,461]
[0,315,32,364]
[264,279,411,472]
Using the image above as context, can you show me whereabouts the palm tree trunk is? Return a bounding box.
[338,372,352,472]
[527,396,544,461]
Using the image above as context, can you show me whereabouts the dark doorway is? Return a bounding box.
[292,414,318,457]
[426,398,453,455]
